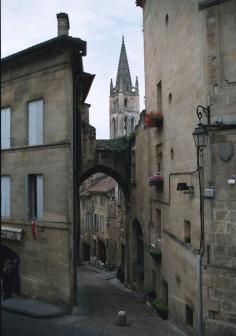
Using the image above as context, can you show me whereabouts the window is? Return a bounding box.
[28,99,43,145]
[156,144,163,172]
[157,81,162,112]
[186,305,193,327]
[1,107,11,149]
[28,174,43,219]
[1,176,11,217]
[124,98,128,107]
[184,220,191,243]
[124,116,128,136]
[162,280,168,306]
[131,118,135,132]
[156,209,161,238]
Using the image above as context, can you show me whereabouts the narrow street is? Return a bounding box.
[2,265,185,336]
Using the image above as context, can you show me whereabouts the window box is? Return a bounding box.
[148,174,163,188]
[145,240,162,258]
[144,112,163,128]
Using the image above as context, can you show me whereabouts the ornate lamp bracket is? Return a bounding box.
[196,105,210,125]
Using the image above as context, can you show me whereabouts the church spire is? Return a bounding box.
[115,36,132,92]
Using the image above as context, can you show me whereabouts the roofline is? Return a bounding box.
[1,35,87,64]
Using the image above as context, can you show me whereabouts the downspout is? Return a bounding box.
[197,147,205,336]
[72,49,82,305]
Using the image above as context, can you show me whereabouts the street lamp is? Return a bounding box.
[192,124,208,150]
[192,107,209,336]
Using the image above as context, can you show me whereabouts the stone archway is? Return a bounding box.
[0,244,21,298]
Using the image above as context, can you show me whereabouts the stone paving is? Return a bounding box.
[2,265,186,336]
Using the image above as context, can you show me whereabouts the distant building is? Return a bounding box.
[110,37,140,138]
[80,176,125,271]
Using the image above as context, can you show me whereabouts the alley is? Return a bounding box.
[2,265,185,336]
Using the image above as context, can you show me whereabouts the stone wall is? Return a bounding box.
[1,49,74,306]
[130,0,236,335]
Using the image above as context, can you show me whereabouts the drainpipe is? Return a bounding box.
[197,146,204,336]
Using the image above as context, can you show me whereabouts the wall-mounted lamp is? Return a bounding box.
[177,183,194,194]
[192,124,209,150]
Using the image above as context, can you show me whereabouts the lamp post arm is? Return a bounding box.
[197,105,210,125]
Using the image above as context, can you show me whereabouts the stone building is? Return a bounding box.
[80,176,126,271]
[1,13,94,306]
[110,37,140,139]
[126,1,236,335]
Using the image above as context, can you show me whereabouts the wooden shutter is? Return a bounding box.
[36,175,43,219]
[1,108,11,149]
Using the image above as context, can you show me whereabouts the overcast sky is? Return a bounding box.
[2,0,145,139]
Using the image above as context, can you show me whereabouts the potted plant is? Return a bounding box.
[153,299,168,319]
[144,111,163,128]
[148,174,164,187]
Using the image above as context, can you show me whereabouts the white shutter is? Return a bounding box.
[1,108,11,149]
[36,100,43,144]
[1,176,10,217]
[36,175,43,219]
[28,99,43,145]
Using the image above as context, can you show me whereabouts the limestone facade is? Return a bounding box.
[1,14,94,307]
[129,0,236,335]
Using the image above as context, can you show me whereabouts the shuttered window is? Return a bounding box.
[1,107,11,149]
[28,99,43,145]
[28,174,43,219]
[1,176,11,217]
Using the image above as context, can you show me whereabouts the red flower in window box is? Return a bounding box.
[144,111,163,128]
[148,174,164,187]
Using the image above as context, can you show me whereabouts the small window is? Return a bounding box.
[156,144,163,172]
[28,99,43,145]
[165,14,169,26]
[124,98,128,107]
[1,176,11,217]
[168,93,172,104]
[186,305,193,327]
[1,107,11,149]
[184,220,191,243]
[156,209,161,238]
[28,174,43,219]
[157,81,162,112]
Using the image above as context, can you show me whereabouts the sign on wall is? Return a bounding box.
[1,226,23,241]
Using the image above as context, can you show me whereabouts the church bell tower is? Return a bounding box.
[109,37,140,139]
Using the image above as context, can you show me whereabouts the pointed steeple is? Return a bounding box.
[116,36,132,92]
[110,78,113,95]
[135,76,139,93]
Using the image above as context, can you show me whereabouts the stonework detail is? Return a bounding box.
[109,37,140,139]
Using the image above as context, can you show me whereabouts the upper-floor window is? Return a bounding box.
[124,98,128,107]
[1,107,11,149]
[1,176,11,217]
[28,99,43,146]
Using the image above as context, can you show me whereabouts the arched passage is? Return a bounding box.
[80,165,130,200]
[0,244,21,298]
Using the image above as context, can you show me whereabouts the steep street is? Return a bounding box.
[2,265,185,336]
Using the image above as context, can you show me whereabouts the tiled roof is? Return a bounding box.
[87,176,116,193]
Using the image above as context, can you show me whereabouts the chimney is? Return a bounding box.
[57,13,70,36]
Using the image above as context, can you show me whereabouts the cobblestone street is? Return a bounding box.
[2,265,186,336]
